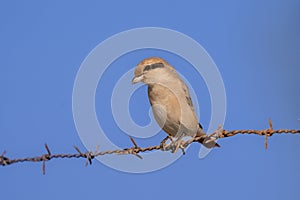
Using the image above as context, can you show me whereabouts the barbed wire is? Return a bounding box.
[0,119,299,174]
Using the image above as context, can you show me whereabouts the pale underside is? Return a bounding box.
[148,82,201,138]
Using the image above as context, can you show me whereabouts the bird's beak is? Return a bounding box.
[132,75,144,84]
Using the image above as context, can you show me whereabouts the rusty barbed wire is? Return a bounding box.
[0,119,299,174]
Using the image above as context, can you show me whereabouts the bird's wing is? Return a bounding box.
[179,77,204,130]
[179,79,195,111]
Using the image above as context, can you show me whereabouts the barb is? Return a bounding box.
[0,119,299,174]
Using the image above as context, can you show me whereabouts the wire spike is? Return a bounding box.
[129,136,139,148]
[268,118,273,130]
[134,153,143,159]
[44,143,51,155]
[42,161,46,175]
[74,146,82,154]
[1,150,6,157]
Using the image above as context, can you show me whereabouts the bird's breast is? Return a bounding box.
[147,83,199,137]
[148,84,182,135]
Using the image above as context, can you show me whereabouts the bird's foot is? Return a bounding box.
[168,137,186,154]
[159,136,186,155]
[160,136,173,151]
[172,140,186,155]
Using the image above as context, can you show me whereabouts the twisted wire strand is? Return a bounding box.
[1,119,299,174]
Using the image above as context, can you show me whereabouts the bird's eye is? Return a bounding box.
[144,65,151,71]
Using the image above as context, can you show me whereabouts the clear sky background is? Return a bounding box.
[1,1,299,199]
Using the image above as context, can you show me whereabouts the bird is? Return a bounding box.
[131,57,220,152]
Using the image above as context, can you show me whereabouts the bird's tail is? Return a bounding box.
[196,124,220,148]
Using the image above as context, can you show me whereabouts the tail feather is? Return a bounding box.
[197,124,220,148]
[214,142,221,148]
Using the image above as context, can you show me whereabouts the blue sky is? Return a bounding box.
[1,1,299,199]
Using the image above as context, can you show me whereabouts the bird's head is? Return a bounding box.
[132,57,174,85]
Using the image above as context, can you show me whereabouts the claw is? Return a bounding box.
[160,136,171,151]
[173,141,180,153]
[171,140,186,155]
[160,136,187,154]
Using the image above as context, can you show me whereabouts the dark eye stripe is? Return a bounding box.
[144,65,152,71]
[143,62,164,72]
[151,63,164,69]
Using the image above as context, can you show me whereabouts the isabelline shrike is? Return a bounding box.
[132,57,219,150]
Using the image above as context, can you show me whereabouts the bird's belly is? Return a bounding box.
[148,84,198,137]
[151,104,180,137]
[151,103,168,128]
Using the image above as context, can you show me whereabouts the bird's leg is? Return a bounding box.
[159,135,185,154]
[160,136,172,151]
[159,135,186,154]
[173,140,186,155]
[171,135,186,154]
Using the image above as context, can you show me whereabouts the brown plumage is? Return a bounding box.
[132,57,219,148]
